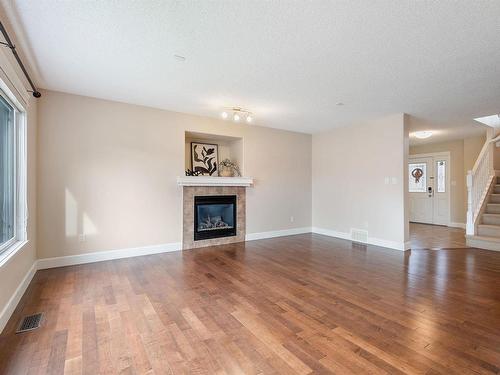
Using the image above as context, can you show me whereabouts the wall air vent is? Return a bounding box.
[16,313,43,333]
[351,229,368,244]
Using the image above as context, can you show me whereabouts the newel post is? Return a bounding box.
[466,171,474,235]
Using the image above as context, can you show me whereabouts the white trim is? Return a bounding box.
[312,227,351,240]
[37,242,182,270]
[449,222,466,229]
[311,227,410,251]
[0,84,28,258]
[38,228,316,269]
[0,240,28,268]
[466,235,500,251]
[177,176,253,187]
[0,260,36,334]
[0,47,30,108]
[245,227,311,241]
[368,237,411,251]
[16,110,28,243]
[409,151,451,159]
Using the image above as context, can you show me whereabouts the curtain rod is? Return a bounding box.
[0,21,41,98]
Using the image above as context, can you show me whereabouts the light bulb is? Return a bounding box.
[221,111,228,119]
[246,115,252,123]
[233,113,240,122]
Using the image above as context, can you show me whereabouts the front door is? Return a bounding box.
[409,154,450,225]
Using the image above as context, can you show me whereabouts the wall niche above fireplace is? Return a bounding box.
[185,131,243,177]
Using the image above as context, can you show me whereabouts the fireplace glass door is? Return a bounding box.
[194,195,237,241]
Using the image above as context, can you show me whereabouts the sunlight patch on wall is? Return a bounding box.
[83,212,98,235]
[65,188,98,237]
[65,188,77,237]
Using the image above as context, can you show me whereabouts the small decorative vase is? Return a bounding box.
[219,167,233,177]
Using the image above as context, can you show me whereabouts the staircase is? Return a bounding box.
[467,175,500,250]
[465,128,500,251]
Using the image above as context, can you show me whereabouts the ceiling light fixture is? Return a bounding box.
[221,107,254,124]
[474,114,500,127]
[413,131,433,139]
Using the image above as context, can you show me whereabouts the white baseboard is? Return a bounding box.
[466,236,500,251]
[449,222,466,229]
[37,242,182,270]
[369,238,411,251]
[245,227,312,241]
[37,228,314,270]
[0,261,37,334]
[311,227,410,251]
[312,227,351,240]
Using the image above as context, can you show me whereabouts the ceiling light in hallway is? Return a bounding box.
[413,131,433,139]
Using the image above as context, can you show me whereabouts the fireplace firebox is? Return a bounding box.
[194,195,237,241]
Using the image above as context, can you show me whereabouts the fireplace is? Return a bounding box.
[194,195,237,241]
[182,186,245,249]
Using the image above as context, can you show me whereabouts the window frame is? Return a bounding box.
[436,160,446,193]
[0,86,27,258]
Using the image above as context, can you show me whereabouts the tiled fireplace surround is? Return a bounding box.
[182,186,246,249]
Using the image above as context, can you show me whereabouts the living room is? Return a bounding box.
[0,1,499,374]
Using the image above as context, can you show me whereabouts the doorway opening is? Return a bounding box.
[408,152,450,226]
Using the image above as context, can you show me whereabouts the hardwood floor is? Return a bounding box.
[1,234,499,374]
[410,222,467,250]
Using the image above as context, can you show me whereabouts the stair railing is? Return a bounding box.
[466,137,495,235]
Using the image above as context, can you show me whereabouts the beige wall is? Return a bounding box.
[464,136,486,172]
[464,135,487,215]
[37,90,312,259]
[0,14,39,330]
[410,135,485,224]
[312,114,408,248]
[0,99,37,326]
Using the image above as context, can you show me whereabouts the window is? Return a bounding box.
[0,88,26,256]
[437,160,446,193]
[408,163,426,192]
[0,95,14,249]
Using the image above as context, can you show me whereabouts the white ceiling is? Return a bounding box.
[2,0,499,141]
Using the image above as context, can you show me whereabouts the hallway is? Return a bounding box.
[410,222,467,250]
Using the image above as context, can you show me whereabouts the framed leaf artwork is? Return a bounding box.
[191,142,219,176]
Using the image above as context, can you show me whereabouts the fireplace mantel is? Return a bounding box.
[177,176,253,187]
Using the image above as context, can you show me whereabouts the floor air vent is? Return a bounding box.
[351,229,368,244]
[16,313,43,333]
